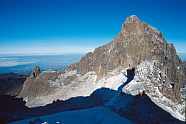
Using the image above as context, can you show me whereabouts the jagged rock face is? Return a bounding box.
[69,15,185,101]
[19,71,59,100]
[182,61,186,86]
[182,62,186,74]
[32,66,41,78]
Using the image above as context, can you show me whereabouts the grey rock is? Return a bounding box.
[19,70,60,99]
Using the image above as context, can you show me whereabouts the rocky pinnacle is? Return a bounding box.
[68,15,185,102]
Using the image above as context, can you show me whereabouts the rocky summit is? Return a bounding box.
[18,15,186,121]
[69,15,185,102]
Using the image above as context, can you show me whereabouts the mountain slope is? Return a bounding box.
[68,15,185,102]
[18,15,186,121]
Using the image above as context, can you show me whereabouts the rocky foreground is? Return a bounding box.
[7,88,184,124]
[18,15,186,121]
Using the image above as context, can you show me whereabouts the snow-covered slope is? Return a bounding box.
[22,61,185,121]
[133,61,185,121]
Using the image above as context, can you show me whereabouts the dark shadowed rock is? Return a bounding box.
[182,61,186,86]
[0,73,26,96]
[182,61,186,75]
[4,88,184,124]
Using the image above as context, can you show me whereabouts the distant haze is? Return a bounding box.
[0,54,82,74]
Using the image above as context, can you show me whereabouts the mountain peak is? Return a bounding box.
[121,15,144,36]
[121,15,162,41]
[66,15,184,103]
[125,15,141,24]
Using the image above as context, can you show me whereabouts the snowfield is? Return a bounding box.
[24,61,185,121]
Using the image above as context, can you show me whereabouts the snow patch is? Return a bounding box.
[135,60,185,121]
[123,76,145,95]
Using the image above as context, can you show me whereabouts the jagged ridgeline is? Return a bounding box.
[68,15,185,101]
[18,16,185,121]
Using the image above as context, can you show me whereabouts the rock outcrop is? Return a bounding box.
[180,61,186,102]
[68,15,185,102]
[182,61,186,77]
[32,66,41,78]
[19,66,60,102]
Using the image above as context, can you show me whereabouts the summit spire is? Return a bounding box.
[125,15,141,24]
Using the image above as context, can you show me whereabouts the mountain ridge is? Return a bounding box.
[68,15,185,102]
[18,15,186,121]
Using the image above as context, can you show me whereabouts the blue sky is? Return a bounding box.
[0,0,186,55]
